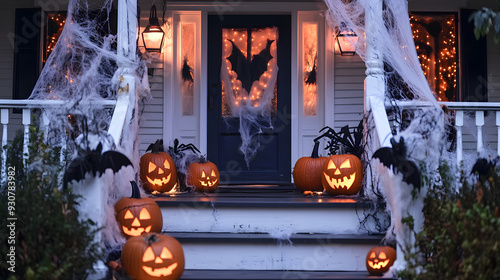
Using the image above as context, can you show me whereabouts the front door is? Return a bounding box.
[207,15,291,185]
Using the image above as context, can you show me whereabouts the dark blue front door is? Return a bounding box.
[207,15,291,185]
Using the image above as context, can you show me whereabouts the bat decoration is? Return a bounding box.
[373,137,421,190]
[471,157,497,178]
[63,142,133,188]
[305,60,317,85]
[181,57,194,83]
[226,38,275,93]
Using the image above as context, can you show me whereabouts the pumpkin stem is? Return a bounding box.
[145,233,159,245]
[130,181,141,199]
[311,141,320,158]
[199,155,207,164]
[146,139,164,154]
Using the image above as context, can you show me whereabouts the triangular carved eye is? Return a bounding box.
[370,252,376,259]
[340,159,351,169]
[327,160,337,170]
[139,208,151,220]
[379,252,387,259]
[211,170,216,177]
[160,247,173,259]
[164,159,170,169]
[148,162,157,173]
[124,210,134,219]
[201,171,206,177]
[143,247,155,262]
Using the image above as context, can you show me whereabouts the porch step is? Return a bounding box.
[180,269,398,279]
[155,186,388,234]
[167,232,384,271]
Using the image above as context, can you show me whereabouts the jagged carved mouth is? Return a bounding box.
[146,174,171,186]
[200,178,218,187]
[368,259,390,269]
[142,263,178,277]
[323,172,356,189]
[122,225,152,236]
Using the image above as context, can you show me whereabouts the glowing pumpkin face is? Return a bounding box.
[187,158,220,192]
[122,233,185,280]
[321,154,363,195]
[366,246,396,275]
[140,151,177,193]
[115,181,163,239]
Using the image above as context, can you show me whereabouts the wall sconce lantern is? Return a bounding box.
[142,5,165,52]
[336,23,358,56]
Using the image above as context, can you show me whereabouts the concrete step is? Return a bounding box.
[166,232,385,271]
[180,269,398,279]
[155,186,389,235]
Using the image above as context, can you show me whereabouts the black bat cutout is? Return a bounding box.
[373,137,421,190]
[471,157,497,178]
[226,38,275,93]
[181,57,194,83]
[63,143,133,188]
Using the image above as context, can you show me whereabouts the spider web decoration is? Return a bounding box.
[323,0,450,272]
[29,0,151,248]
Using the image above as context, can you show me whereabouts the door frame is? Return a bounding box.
[163,3,336,183]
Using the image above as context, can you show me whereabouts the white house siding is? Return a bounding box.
[138,64,164,154]
[333,54,366,130]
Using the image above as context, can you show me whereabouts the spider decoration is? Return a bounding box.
[314,119,364,158]
[167,139,202,191]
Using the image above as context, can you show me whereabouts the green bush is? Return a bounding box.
[0,126,102,280]
[400,162,500,279]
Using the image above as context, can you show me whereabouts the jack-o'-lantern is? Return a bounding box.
[187,156,219,192]
[122,233,185,280]
[321,153,363,195]
[293,141,328,192]
[140,139,177,192]
[366,246,396,275]
[115,181,163,239]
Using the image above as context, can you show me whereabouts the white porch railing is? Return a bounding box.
[386,100,500,162]
[0,99,117,185]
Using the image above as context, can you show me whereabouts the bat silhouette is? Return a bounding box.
[471,157,497,178]
[226,38,275,93]
[373,137,421,190]
[63,142,132,188]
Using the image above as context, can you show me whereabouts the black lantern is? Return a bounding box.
[142,5,165,52]
[336,23,358,56]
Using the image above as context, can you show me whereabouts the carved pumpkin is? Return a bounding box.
[366,246,396,275]
[115,181,163,239]
[321,153,363,195]
[293,141,328,192]
[122,233,185,280]
[140,139,177,192]
[187,156,220,192]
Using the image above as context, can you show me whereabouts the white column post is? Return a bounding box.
[475,111,484,152]
[22,109,31,168]
[1,109,9,185]
[455,110,463,163]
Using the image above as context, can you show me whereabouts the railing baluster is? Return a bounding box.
[497,111,500,157]
[455,110,463,163]
[476,111,484,151]
[22,109,31,168]
[1,109,9,185]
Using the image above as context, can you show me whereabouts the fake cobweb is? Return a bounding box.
[29,0,151,248]
[323,0,451,273]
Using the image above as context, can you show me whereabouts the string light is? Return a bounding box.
[411,14,457,101]
[45,13,66,63]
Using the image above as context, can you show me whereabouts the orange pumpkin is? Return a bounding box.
[321,153,363,195]
[140,139,177,192]
[115,181,163,239]
[366,246,396,275]
[187,156,219,192]
[122,233,185,280]
[293,141,328,192]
